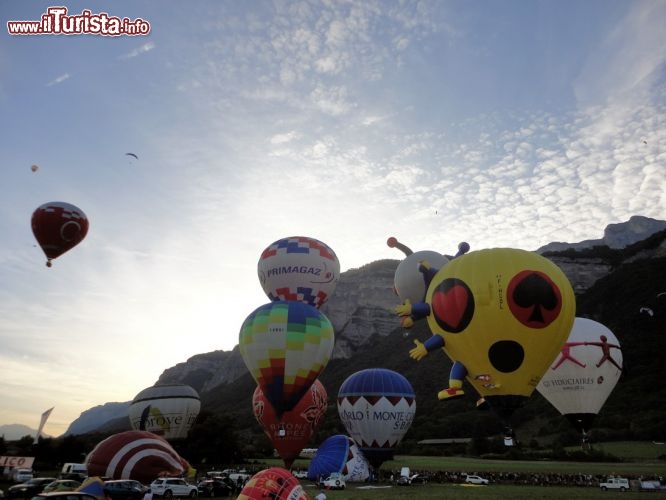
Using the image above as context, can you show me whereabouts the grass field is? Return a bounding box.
[302,483,638,500]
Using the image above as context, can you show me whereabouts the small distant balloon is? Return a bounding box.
[31,164,39,172]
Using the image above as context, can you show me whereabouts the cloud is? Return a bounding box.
[46,73,70,86]
[120,41,156,60]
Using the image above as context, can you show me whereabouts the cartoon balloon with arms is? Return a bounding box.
[258,236,340,308]
[31,201,89,267]
[240,300,334,416]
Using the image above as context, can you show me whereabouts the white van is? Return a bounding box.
[61,463,87,481]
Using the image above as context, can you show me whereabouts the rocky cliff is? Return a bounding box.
[63,215,666,436]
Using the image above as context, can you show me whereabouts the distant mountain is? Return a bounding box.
[0,423,43,441]
[537,215,666,253]
[61,215,666,443]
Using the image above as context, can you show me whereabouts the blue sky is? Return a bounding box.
[1,0,664,437]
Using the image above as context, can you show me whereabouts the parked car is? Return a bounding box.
[31,492,100,500]
[318,473,345,490]
[465,475,489,485]
[42,481,81,493]
[6,478,57,499]
[11,470,33,483]
[291,471,308,480]
[103,480,149,500]
[396,475,411,486]
[410,474,430,484]
[196,479,234,498]
[150,478,198,498]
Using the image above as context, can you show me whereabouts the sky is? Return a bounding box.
[1,0,665,438]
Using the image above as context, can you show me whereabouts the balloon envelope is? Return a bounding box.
[85,431,190,484]
[253,379,327,470]
[129,384,200,440]
[423,248,575,418]
[307,434,370,482]
[240,301,334,416]
[31,164,39,172]
[537,317,623,433]
[31,201,89,266]
[238,468,309,500]
[337,368,416,469]
[393,250,449,305]
[258,236,340,308]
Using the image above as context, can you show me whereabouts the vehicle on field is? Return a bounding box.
[465,474,489,485]
[196,479,234,498]
[318,473,345,490]
[410,474,429,484]
[59,464,87,482]
[291,470,308,479]
[396,475,411,486]
[150,478,198,498]
[103,480,149,500]
[42,481,81,493]
[600,477,629,491]
[6,478,57,498]
[11,469,33,483]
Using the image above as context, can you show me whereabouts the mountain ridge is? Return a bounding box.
[56,215,666,439]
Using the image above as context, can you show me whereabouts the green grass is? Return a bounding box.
[304,483,631,499]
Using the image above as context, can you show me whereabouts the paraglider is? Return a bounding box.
[395,248,575,433]
[253,379,327,470]
[85,430,192,484]
[31,201,89,267]
[258,236,340,309]
[129,384,200,440]
[537,317,623,448]
[337,368,416,469]
[125,153,138,160]
[307,435,370,483]
[238,468,309,500]
[240,300,334,417]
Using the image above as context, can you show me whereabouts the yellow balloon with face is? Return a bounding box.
[424,248,575,415]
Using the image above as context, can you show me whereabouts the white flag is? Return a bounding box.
[36,407,54,439]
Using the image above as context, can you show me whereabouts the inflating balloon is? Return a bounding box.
[129,384,200,440]
[537,317,623,446]
[31,201,89,267]
[337,368,416,469]
[307,434,370,482]
[387,236,450,306]
[253,379,327,470]
[240,301,334,416]
[258,236,340,308]
[238,467,309,500]
[85,430,192,484]
[396,248,575,425]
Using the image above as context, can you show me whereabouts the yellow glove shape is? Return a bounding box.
[409,339,428,361]
[394,299,412,317]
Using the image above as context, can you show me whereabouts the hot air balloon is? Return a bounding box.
[253,379,327,470]
[238,468,309,500]
[337,368,416,469]
[387,236,450,306]
[307,435,370,482]
[257,236,340,308]
[396,248,575,434]
[537,317,623,447]
[85,430,192,484]
[129,384,201,440]
[31,164,39,173]
[31,202,89,267]
[240,301,334,417]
